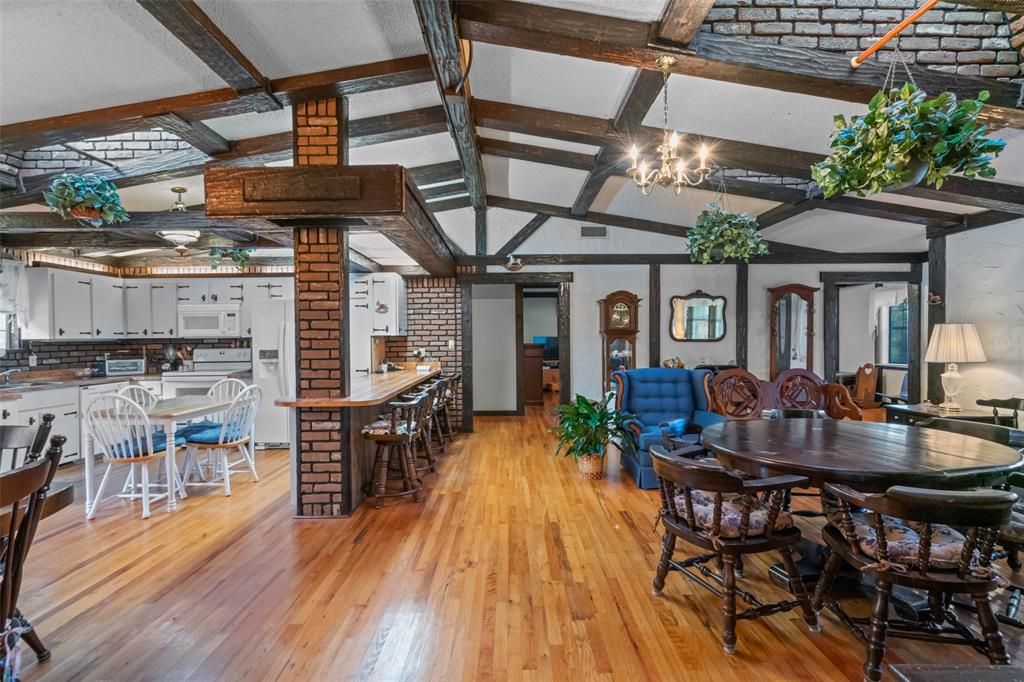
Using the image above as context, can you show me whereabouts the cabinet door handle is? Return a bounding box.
[210,294,218,302]
[230,296,243,301]
[152,285,165,290]
[373,325,389,333]
[270,294,281,299]
[64,411,77,417]
[230,284,243,289]
[355,368,370,374]
[78,280,91,286]
[354,289,369,296]
[28,416,35,426]
[58,328,65,336]
[372,279,386,284]
[124,332,137,336]
[354,279,368,285]
[354,303,369,309]
[113,332,126,336]
[247,328,252,335]
[143,329,148,335]
[80,331,92,336]
[1,410,9,420]
[96,329,102,336]
[201,294,207,302]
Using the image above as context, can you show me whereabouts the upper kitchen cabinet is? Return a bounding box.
[24,268,94,340]
[240,277,293,337]
[369,273,407,337]
[123,281,151,337]
[91,277,126,339]
[149,281,178,337]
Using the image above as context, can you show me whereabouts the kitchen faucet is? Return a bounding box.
[0,368,24,385]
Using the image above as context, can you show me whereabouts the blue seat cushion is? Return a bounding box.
[119,431,186,457]
[185,426,246,445]
[178,419,221,438]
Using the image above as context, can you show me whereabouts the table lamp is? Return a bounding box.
[924,323,986,411]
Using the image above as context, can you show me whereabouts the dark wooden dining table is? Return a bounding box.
[701,419,1024,493]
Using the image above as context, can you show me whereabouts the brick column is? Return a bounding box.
[293,97,351,517]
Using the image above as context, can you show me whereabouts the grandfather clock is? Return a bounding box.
[599,291,641,393]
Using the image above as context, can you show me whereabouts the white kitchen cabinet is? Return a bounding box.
[369,273,407,336]
[0,400,18,427]
[241,278,293,337]
[349,274,372,380]
[149,281,178,337]
[18,387,81,465]
[175,280,202,304]
[207,278,244,304]
[53,270,95,340]
[123,281,152,337]
[91,277,126,339]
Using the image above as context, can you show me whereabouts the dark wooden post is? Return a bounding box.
[735,263,748,368]
[926,236,946,404]
[292,97,351,517]
[649,264,661,367]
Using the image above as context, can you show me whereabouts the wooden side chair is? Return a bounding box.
[709,368,764,420]
[0,414,53,474]
[775,368,825,411]
[181,385,262,496]
[851,363,882,409]
[85,395,183,519]
[822,383,864,420]
[649,446,819,654]
[362,392,433,508]
[977,397,1024,430]
[813,483,1017,681]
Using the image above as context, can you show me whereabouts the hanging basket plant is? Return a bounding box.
[209,247,255,270]
[811,83,1006,198]
[687,202,768,264]
[42,173,130,227]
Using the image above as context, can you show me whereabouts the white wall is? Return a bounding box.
[523,295,558,342]
[471,284,518,412]
[945,219,1024,407]
[660,264,737,366]
[839,284,874,371]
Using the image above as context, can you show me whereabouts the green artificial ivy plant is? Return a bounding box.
[42,173,130,227]
[687,202,769,264]
[208,247,255,270]
[553,393,633,461]
[811,83,1006,198]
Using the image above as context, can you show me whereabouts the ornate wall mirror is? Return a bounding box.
[669,290,727,342]
[768,284,819,379]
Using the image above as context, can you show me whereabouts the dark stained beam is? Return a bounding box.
[658,0,716,45]
[149,113,231,155]
[414,0,487,210]
[349,249,381,273]
[925,210,1021,239]
[756,201,816,230]
[458,0,1024,129]
[475,207,487,255]
[0,230,259,250]
[649,263,661,366]
[0,56,434,153]
[458,252,924,266]
[426,195,473,213]
[926,235,945,404]
[420,181,468,201]
[408,160,464,186]
[136,0,281,110]
[0,208,284,236]
[496,214,549,256]
[479,137,595,171]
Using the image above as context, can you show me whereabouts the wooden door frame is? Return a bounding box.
[820,266,922,405]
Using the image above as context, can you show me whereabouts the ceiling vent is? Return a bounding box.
[580,225,607,238]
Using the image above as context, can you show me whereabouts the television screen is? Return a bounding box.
[533,336,559,361]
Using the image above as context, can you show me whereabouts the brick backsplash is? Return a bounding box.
[384,277,463,426]
[702,1,1022,78]
[0,337,244,373]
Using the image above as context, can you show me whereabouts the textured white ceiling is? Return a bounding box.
[484,157,589,206]
[518,216,686,254]
[205,108,294,141]
[858,193,986,215]
[593,176,778,226]
[471,43,637,118]
[764,209,927,253]
[477,128,601,156]
[116,175,206,212]
[0,0,225,123]
[195,0,425,78]
[349,133,458,166]
[521,0,670,21]
[349,232,416,266]
[347,81,441,119]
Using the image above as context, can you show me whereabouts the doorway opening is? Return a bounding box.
[522,286,561,409]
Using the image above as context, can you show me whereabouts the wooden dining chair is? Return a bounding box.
[181,385,262,496]
[851,363,882,409]
[649,445,819,654]
[709,368,764,420]
[0,414,53,474]
[813,483,1017,681]
[85,395,182,519]
[977,397,1024,430]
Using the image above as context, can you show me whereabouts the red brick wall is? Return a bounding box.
[293,97,350,517]
[384,277,464,426]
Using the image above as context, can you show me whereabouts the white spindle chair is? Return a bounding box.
[85,395,180,519]
[180,378,250,480]
[116,385,161,495]
[181,385,262,496]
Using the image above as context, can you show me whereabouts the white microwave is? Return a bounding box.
[177,304,241,338]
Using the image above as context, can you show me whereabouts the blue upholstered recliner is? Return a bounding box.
[612,367,726,489]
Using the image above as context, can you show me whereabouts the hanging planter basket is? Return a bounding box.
[687,201,768,264]
[42,173,130,227]
[811,83,1006,198]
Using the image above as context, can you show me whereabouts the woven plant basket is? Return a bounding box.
[577,454,604,480]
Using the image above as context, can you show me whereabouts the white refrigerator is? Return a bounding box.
[251,300,294,447]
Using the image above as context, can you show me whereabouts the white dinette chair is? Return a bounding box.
[116,384,161,496]
[181,385,262,496]
[179,378,249,480]
[85,395,185,519]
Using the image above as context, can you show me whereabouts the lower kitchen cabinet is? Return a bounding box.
[15,387,81,467]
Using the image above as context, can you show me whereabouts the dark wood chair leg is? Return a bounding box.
[812,551,843,613]
[734,554,744,577]
[973,593,1010,664]
[652,531,676,596]
[420,430,437,473]
[721,553,738,654]
[404,444,423,502]
[779,546,820,632]
[14,611,50,662]
[864,580,891,682]
[373,444,389,508]
[432,412,446,453]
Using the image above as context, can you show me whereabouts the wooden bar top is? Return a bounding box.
[275,369,440,408]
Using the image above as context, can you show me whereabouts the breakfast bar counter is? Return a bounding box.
[274,368,440,409]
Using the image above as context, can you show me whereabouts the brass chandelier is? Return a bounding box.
[627,55,712,195]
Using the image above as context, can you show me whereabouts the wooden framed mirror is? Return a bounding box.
[669,290,727,342]
[768,284,819,380]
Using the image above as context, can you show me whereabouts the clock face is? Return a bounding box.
[611,302,631,328]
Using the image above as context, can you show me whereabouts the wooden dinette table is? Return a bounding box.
[701,419,1024,493]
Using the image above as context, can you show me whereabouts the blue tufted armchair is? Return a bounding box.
[612,367,726,489]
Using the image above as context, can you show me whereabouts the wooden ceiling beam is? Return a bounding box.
[136,0,281,111]
[149,113,231,155]
[457,251,923,266]
[414,0,487,211]
[0,56,434,153]
[0,209,281,234]
[925,210,1021,239]
[658,0,716,45]
[458,0,1024,129]
[0,230,273,250]
[479,136,596,170]
[495,214,549,256]
[488,195,689,237]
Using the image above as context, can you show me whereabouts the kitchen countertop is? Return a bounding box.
[0,374,151,400]
[275,369,441,408]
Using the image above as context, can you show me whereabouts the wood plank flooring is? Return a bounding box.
[19,404,1022,681]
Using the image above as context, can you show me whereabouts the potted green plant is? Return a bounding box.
[687,202,768,264]
[554,393,633,480]
[811,83,1005,198]
[209,247,255,270]
[43,173,130,227]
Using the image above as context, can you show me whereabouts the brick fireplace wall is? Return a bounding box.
[702,1,1022,78]
[384,277,464,427]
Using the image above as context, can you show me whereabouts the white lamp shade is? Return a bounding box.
[924,323,987,364]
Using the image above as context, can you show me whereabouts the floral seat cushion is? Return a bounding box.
[674,489,793,538]
[847,513,966,570]
[361,418,410,436]
[1001,510,1024,544]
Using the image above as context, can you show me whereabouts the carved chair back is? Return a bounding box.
[824,483,1016,578]
[380,392,431,441]
[709,369,763,420]
[977,397,1024,430]
[710,368,862,421]
[852,363,882,408]
[650,446,805,544]
[775,368,824,410]
[0,414,53,473]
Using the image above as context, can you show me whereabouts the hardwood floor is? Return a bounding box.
[20,406,1022,681]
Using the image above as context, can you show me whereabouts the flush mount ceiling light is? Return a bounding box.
[169,186,188,212]
[627,55,712,196]
[504,255,524,272]
[158,187,200,255]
